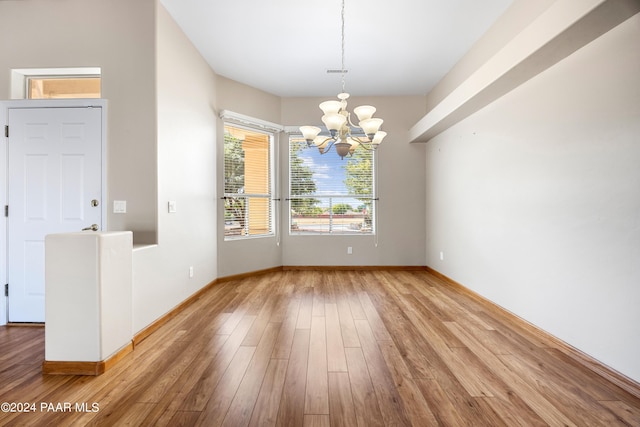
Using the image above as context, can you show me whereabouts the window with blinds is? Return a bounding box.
[224,124,273,239]
[289,135,375,235]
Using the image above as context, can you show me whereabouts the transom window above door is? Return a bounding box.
[27,76,101,99]
[10,67,101,99]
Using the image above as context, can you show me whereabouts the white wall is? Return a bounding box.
[132,4,218,333]
[424,14,640,382]
[281,96,427,266]
[0,0,158,244]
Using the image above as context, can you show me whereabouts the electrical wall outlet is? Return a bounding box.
[189,266,194,278]
[347,246,353,255]
[440,251,444,261]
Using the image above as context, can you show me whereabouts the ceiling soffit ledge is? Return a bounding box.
[409,0,640,143]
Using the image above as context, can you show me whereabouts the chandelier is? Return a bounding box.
[299,0,386,159]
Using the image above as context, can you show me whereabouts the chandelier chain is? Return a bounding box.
[341,0,346,93]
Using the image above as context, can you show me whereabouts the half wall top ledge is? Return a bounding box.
[409,0,640,143]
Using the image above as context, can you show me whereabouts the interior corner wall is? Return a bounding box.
[130,3,219,334]
[215,76,283,278]
[425,14,640,382]
[281,96,427,267]
[0,0,158,244]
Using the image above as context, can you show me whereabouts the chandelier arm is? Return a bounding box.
[316,136,335,145]
[346,113,358,129]
[318,138,337,154]
[349,135,373,144]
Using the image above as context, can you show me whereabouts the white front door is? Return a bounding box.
[7,106,103,322]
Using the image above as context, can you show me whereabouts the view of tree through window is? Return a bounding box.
[224,125,273,239]
[289,136,375,234]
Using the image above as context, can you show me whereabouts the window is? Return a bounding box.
[289,135,375,235]
[224,124,274,239]
[11,68,102,99]
[27,76,101,99]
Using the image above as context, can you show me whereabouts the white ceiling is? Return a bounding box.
[159,0,513,98]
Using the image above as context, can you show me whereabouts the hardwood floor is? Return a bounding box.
[1,269,639,426]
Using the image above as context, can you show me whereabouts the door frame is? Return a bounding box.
[0,99,108,325]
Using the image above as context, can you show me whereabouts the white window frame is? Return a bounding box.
[221,111,282,241]
[10,67,101,99]
[288,131,377,236]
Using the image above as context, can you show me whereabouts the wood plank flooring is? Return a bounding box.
[1,269,639,426]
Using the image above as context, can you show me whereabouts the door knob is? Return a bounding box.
[91,199,100,207]
[82,224,99,231]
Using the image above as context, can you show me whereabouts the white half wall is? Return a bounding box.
[425,14,640,381]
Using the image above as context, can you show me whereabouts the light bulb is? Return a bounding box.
[322,113,347,132]
[372,131,387,145]
[354,105,376,121]
[359,118,383,138]
[300,126,321,143]
[319,100,342,115]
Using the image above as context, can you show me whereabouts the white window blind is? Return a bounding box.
[289,136,375,235]
[224,124,274,239]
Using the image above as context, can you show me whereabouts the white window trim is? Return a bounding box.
[221,111,281,241]
[11,67,101,99]
[220,110,284,133]
[287,132,377,237]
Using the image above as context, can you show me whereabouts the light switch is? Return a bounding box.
[113,200,127,213]
[168,201,177,213]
